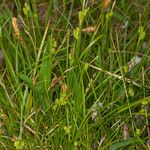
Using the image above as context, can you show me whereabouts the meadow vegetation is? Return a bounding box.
[0,0,150,149]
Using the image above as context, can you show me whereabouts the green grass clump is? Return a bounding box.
[0,0,150,149]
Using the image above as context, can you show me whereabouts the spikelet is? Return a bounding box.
[123,123,130,140]
[103,0,111,10]
[82,26,95,32]
[12,17,25,45]
[12,17,20,38]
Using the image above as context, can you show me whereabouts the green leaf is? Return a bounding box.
[17,73,33,88]
[113,12,124,21]
[110,138,138,150]
[39,35,53,91]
